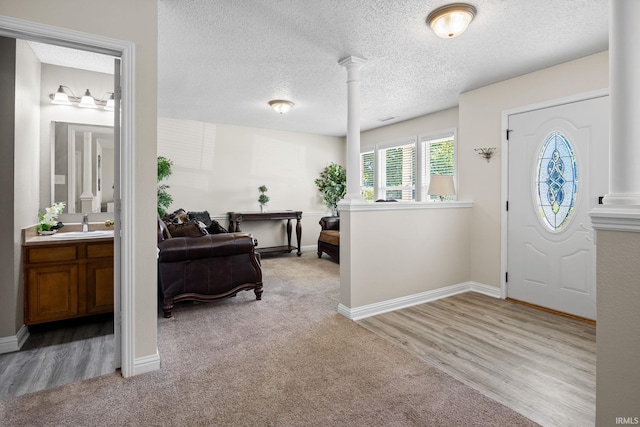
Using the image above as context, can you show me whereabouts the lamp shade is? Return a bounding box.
[427,3,476,38]
[104,93,115,111]
[51,85,72,105]
[427,174,456,198]
[78,89,97,108]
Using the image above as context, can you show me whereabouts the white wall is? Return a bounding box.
[361,107,458,148]
[340,107,467,310]
[9,40,40,335]
[459,51,609,287]
[158,118,345,248]
[341,204,472,308]
[39,63,114,212]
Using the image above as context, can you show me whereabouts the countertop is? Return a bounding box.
[23,223,115,246]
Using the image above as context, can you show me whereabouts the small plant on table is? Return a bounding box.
[258,185,269,212]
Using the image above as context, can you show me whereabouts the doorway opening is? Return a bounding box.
[0,39,118,400]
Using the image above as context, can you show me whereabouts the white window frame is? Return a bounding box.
[377,136,417,202]
[418,128,458,201]
[360,129,457,202]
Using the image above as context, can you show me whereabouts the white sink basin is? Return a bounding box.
[50,230,114,239]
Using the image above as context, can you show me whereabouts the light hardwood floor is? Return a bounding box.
[0,315,115,400]
[358,292,596,427]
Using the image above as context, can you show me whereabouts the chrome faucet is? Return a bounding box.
[82,214,89,232]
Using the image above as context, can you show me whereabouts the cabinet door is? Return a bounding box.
[26,264,79,324]
[86,258,114,314]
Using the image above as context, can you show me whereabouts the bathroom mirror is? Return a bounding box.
[51,122,114,214]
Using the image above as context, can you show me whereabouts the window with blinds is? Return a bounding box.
[420,131,456,201]
[360,149,375,201]
[379,139,416,201]
[360,129,456,203]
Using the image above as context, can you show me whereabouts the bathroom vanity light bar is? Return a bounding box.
[50,85,114,110]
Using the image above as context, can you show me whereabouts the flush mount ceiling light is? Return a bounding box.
[427,3,477,38]
[268,99,294,114]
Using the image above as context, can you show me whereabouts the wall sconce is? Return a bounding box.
[50,85,114,110]
[474,147,496,162]
[427,3,477,38]
[427,174,456,201]
[268,99,294,114]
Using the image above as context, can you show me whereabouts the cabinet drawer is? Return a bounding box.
[27,245,77,263]
[87,243,114,258]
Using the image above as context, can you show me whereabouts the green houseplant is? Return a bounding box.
[315,163,346,216]
[258,185,269,212]
[157,156,173,216]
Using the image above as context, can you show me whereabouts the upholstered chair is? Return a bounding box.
[317,216,339,262]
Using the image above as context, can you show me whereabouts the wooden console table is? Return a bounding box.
[228,211,302,256]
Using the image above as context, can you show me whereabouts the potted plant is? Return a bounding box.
[158,156,173,216]
[258,185,269,212]
[315,163,346,216]
[38,202,66,235]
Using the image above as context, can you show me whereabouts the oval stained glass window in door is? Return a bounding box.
[536,132,578,231]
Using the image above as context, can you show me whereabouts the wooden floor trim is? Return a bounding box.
[506,297,596,325]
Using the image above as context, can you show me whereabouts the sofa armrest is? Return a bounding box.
[319,216,340,231]
[158,232,256,263]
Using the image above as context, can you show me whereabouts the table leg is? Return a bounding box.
[296,217,302,256]
[286,219,292,252]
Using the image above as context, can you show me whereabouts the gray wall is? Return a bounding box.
[0,36,16,337]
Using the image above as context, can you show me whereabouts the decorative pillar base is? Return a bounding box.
[602,193,640,206]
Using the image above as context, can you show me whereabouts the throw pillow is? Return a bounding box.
[163,209,188,224]
[167,220,207,237]
[188,211,213,227]
[206,220,228,235]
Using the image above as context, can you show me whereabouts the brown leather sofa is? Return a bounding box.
[157,216,263,318]
[317,216,339,262]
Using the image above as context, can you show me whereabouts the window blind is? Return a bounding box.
[420,133,455,200]
[380,142,415,201]
[360,150,375,201]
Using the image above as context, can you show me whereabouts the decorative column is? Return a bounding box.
[338,56,367,201]
[591,1,640,425]
[603,0,640,205]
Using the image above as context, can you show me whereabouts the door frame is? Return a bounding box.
[500,88,609,300]
[0,16,136,376]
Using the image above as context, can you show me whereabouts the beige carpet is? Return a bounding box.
[0,252,538,426]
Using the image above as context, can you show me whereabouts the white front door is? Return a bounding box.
[507,96,608,320]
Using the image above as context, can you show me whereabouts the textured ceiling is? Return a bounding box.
[28,41,114,75]
[30,1,609,138]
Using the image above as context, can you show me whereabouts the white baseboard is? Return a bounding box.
[300,244,317,252]
[469,281,501,298]
[0,325,30,354]
[338,281,500,321]
[132,349,161,376]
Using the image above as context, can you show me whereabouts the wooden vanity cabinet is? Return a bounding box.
[23,240,114,325]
